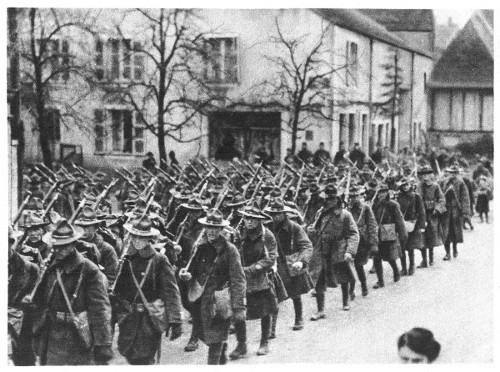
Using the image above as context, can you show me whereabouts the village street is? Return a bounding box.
[113,214,494,364]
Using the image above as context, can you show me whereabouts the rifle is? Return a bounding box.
[293,164,305,203]
[230,163,248,181]
[209,161,221,174]
[242,162,263,198]
[122,167,135,179]
[193,169,215,194]
[33,165,56,184]
[317,165,327,183]
[188,163,202,179]
[155,166,177,184]
[12,192,32,227]
[39,163,61,182]
[69,197,87,224]
[92,179,118,211]
[109,194,155,295]
[115,169,137,189]
[344,168,352,205]
[285,163,301,178]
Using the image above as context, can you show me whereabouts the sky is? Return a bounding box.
[433,9,476,26]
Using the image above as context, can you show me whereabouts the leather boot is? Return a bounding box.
[219,342,228,365]
[349,281,356,301]
[400,253,408,276]
[269,310,278,339]
[443,253,451,261]
[408,250,415,276]
[184,336,199,352]
[453,244,458,258]
[418,248,428,268]
[257,341,269,356]
[429,248,434,266]
[361,282,368,297]
[229,342,247,360]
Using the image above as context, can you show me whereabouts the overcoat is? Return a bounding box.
[372,198,408,261]
[270,217,314,298]
[239,225,278,320]
[113,246,182,362]
[18,239,50,266]
[85,232,119,283]
[188,234,246,345]
[349,201,378,265]
[416,181,446,248]
[8,251,40,366]
[397,191,426,251]
[439,176,470,243]
[32,250,112,365]
[309,208,359,286]
[303,196,323,226]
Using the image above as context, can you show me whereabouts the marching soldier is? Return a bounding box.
[439,165,470,261]
[32,220,113,365]
[416,166,446,267]
[75,206,119,283]
[302,183,324,226]
[113,216,183,365]
[347,185,378,297]
[8,227,40,366]
[264,199,313,331]
[396,178,426,276]
[18,213,51,266]
[178,209,247,365]
[229,204,278,359]
[308,185,359,315]
[371,183,408,289]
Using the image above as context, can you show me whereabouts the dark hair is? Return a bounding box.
[398,328,441,363]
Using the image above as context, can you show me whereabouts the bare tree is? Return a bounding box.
[18,8,101,168]
[375,47,403,151]
[234,19,349,155]
[95,8,222,167]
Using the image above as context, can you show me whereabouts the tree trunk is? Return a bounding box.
[291,113,299,155]
[31,8,53,168]
[157,117,167,169]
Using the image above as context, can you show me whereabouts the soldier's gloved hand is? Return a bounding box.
[291,261,303,272]
[94,345,114,364]
[344,253,353,262]
[173,244,182,254]
[166,323,182,340]
[178,268,192,282]
[232,310,246,322]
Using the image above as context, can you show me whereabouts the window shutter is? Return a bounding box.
[94,109,105,152]
[110,39,120,80]
[133,41,144,81]
[95,38,104,81]
[123,39,132,80]
[62,40,70,81]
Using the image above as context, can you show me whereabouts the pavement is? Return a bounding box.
[112,214,494,364]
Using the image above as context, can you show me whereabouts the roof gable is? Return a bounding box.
[430,10,493,88]
[358,9,434,32]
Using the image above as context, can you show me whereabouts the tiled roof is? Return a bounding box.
[429,10,493,89]
[358,9,434,32]
[313,9,433,58]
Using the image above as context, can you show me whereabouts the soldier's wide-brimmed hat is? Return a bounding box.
[261,182,275,193]
[309,183,322,195]
[319,184,337,199]
[368,179,378,189]
[170,188,192,201]
[397,177,414,189]
[360,165,373,175]
[378,182,390,191]
[198,208,230,227]
[124,215,160,237]
[445,165,460,174]
[226,193,247,207]
[208,184,225,194]
[23,212,51,229]
[43,219,83,246]
[349,185,365,196]
[417,165,434,175]
[181,198,205,211]
[74,206,104,226]
[239,203,271,220]
[263,198,294,214]
[337,163,348,171]
[125,199,160,219]
[264,187,282,201]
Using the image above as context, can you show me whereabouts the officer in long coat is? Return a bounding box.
[8,227,40,366]
[396,178,426,276]
[308,184,359,315]
[229,204,278,359]
[113,216,183,365]
[179,209,247,365]
[264,199,313,331]
[33,220,113,365]
[371,183,408,288]
[439,165,470,260]
[416,166,446,267]
[347,185,378,297]
[75,207,119,283]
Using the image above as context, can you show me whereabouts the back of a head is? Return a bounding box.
[398,328,441,363]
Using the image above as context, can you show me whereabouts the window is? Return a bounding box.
[305,130,314,141]
[204,37,239,84]
[39,39,70,83]
[44,109,61,142]
[345,41,358,87]
[94,109,145,154]
[361,114,368,149]
[97,38,144,82]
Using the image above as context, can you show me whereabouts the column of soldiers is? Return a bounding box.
[8,153,487,365]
